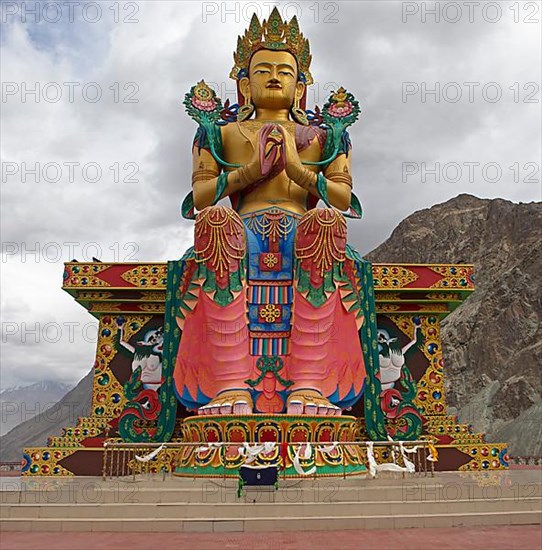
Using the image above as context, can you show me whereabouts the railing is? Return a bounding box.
[0,461,22,472]
[102,440,435,481]
[510,456,542,466]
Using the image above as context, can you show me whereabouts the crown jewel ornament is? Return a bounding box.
[229,7,313,85]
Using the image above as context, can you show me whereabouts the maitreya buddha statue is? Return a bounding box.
[168,8,379,418]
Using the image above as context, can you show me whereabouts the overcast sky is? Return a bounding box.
[1,0,540,391]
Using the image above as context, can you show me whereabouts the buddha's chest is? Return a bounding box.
[221,121,323,165]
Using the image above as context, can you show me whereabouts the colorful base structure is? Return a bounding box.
[174,414,367,478]
[22,262,509,477]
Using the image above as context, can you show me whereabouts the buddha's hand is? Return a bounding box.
[281,126,316,190]
[236,123,284,188]
[280,125,301,172]
[258,123,286,179]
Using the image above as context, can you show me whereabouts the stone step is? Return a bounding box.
[1,510,540,532]
[9,471,536,491]
[11,472,444,488]
[2,497,540,520]
[2,481,540,504]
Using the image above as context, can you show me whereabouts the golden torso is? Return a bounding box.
[191,51,352,215]
[221,120,322,216]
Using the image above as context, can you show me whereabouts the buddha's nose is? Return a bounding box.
[269,66,281,80]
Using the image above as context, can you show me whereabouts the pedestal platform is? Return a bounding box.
[21,261,509,476]
[175,414,366,477]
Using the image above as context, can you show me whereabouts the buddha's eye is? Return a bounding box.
[279,71,294,77]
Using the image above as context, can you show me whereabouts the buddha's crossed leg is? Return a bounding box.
[173,206,253,415]
[173,206,366,417]
[287,208,366,416]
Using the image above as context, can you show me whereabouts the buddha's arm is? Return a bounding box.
[286,153,352,212]
[321,154,353,211]
[191,147,261,210]
[281,127,352,211]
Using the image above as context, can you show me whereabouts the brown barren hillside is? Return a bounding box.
[367,194,542,457]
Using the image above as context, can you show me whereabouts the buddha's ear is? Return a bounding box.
[237,77,255,121]
[295,81,306,102]
[239,77,251,102]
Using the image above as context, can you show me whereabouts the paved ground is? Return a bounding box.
[1,526,541,550]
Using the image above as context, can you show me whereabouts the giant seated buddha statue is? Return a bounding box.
[167,9,380,421]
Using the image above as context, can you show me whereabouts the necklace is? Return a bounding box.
[236,120,296,150]
[242,119,295,125]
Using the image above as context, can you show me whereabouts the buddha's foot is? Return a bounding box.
[286,389,341,416]
[198,390,253,416]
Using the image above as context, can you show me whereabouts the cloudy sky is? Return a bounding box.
[1,0,540,391]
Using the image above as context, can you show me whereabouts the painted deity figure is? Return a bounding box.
[116,322,164,391]
[376,324,424,436]
[377,326,421,392]
[169,9,380,418]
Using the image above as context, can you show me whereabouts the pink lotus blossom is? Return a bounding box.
[328,101,353,118]
[192,96,217,112]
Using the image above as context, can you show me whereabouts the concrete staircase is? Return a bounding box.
[1,471,541,532]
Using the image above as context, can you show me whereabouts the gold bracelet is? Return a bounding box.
[296,168,317,189]
[192,169,219,186]
[325,171,353,188]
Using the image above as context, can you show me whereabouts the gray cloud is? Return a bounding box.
[1,0,540,389]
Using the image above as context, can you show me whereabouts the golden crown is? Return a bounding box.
[229,7,313,85]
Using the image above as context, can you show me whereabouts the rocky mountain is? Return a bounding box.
[367,194,542,457]
[0,371,92,461]
[0,381,74,436]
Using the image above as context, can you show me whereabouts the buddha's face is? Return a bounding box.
[240,49,305,111]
